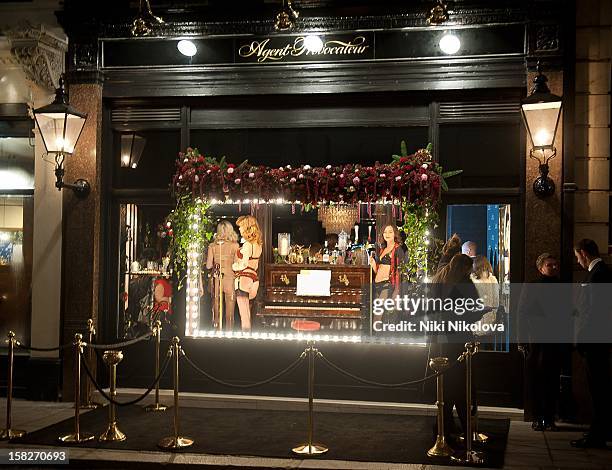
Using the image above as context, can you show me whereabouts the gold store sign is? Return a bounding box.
[238,35,371,63]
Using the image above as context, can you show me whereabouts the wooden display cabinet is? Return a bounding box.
[260,263,371,332]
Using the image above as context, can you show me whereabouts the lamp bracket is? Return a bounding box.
[529,146,556,166]
[62,179,91,199]
[52,154,91,198]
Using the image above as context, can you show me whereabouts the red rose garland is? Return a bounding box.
[172,147,445,207]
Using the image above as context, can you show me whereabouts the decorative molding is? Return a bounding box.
[0,55,21,67]
[69,41,99,72]
[535,24,559,52]
[61,3,531,40]
[6,22,68,91]
[86,10,529,39]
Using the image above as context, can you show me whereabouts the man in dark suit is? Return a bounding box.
[572,239,612,448]
[517,253,569,431]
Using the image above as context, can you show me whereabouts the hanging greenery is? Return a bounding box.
[165,195,214,288]
[395,142,462,282]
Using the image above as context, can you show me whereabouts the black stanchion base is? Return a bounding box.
[0,428,26,440]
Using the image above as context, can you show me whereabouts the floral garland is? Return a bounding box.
[172,146,446,206]
[169,142,460,283]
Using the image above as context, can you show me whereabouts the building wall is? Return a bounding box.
[574,1,612,259]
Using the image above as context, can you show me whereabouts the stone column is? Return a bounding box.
[60,75,103,400]
[31,86,63,358]
[6,24,67,360]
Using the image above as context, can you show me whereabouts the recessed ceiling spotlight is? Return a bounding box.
[177,40,197,57]
[304,35,324,53]
[439,33,460,55]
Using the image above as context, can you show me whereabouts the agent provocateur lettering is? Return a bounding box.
[238,36,369,63]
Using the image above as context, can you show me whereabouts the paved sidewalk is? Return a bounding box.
[0,397,609,469]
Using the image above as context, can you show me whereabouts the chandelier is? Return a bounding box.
[317,204,358,234]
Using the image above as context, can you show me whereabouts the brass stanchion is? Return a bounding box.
[98,350,126,442]
[369,264,373,337]
[0,332,26,440]
[451,342,484,465]
[470,410,489,444]
[82,319,102,409]
[158,337,193,450]
[427,357,453,457]
[457,342,489,445]
[218,267,223,331]
[59,333,94,443]
[292,341,328,455]
[145,321,167,412]
[470,343,488,444]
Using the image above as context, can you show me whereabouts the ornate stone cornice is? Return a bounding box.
[60,1,532,39]
[6,22,68,91]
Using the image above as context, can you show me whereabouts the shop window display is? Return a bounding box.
[446,204,511,351]
[119,203,176,338]
[115,145,517,351]
[162,145,470,345]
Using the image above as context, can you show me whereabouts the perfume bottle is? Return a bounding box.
[322,240,330,263]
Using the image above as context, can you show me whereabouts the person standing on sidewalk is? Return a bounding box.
[571,239,612,448]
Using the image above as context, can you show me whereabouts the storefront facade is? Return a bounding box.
[2,0,579,409]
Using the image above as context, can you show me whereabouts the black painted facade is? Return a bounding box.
[42,0,570,407]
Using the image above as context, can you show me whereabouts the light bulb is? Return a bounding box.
[304,35,324,53]
[439,34,460,54]
[177,40,197,57]
[534,129,551,147]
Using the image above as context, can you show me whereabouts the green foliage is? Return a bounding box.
[166,195,214,288]
[400,202,438,282]
[440,169,463,191]
[393,140,461,282]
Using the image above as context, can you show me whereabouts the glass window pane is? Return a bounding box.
[119,203,176,339]
[446,203,511,351]
[190,127,429,167]
[0,196,33,343]
[0,137,34,190]
[439,123,521,188]
[113,130,181,189]
[63,114,86,154]
[35,113,63,153]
